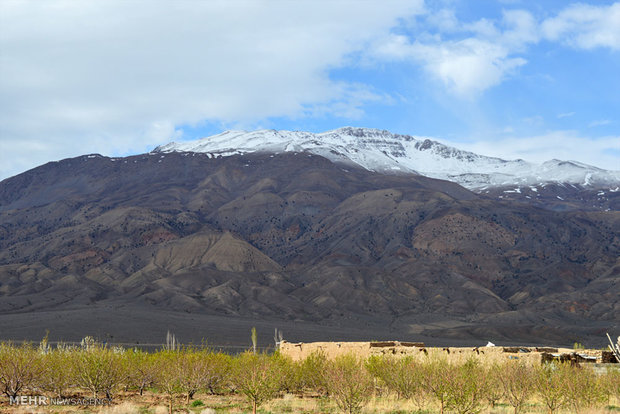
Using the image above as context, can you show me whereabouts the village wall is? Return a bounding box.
[279,340,610,367]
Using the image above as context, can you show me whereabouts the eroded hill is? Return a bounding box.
[1,152,618,346]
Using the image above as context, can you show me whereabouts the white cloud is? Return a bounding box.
[371,3,620,99]
[371,8,538,98]
[523,115,544,126]
[426,9,460,33]
[444,131,620,170]
[557,112,576,119]
[501,9,539,48]
[589,119,612,127]
[415,38,526,97]
[541,2,620,50]
[371,33,528,97]
[1,1,618,181]
[463,18,500,39]
[0,0,424,179]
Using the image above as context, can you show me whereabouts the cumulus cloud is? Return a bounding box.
[0,0,424,179]
[371,3,620,98]
[541,2,620,50]
[501,9,539,48]
[370,8,538,97]
[411,38,526,97]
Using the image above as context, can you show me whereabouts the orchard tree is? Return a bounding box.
[0,342,43,399]
[445,358,485,414]
[177,348,231,404]
[534,362,570,414]
[366,355,427,409]
[564,365,607,413]
[73,345,125,398]
[271,352,304,394]
[154,350,183,414]
[498,361,534,414]
[298,350,329,396]
[482,363,505,409]
[38,348,74,398]
[178,349,203,404]
[421,356,452,414]
[201,351,231,395]
[325,354,373,414]
[232,351,282,414]
[125,349,157,396]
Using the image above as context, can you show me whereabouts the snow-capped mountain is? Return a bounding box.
[154,127,620,191]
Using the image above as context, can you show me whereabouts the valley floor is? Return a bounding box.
[1,305,616,349]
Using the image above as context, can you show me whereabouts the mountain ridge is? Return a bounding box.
[154,127,620,191]
[1,151,619,346]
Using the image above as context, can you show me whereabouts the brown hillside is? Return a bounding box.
[0,152,618,347]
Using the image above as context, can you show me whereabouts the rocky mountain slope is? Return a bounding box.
[1,151,619,346]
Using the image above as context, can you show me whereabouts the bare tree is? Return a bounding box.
[0,342,43,399]
[535,362,570,414]
[125,349,157,396]
[498,361,534,414]
[325,354,373,414]
[421,356,452,414]
[154,351,182,414]
[482,363,505,409]
[38,348,74,398]
[274,328,283,349]
[165,330,179,351]
[445,358,485,414]
[73,345,125,398]
[251,327,257,354]
[232,351,281,414]
[607,333,620,361]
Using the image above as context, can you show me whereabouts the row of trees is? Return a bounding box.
[0,340,619,414]
[366,354,619,414]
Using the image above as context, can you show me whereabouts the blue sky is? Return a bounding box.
[1,0,619,180]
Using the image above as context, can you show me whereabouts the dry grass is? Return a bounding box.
[98,401,143,414]
[1,393,619,414]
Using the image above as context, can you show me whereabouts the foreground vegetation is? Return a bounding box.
[0,339,619,413]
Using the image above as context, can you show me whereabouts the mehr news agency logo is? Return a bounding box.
[9,395,112,406]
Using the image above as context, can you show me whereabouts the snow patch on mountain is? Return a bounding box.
[154,127,620,190]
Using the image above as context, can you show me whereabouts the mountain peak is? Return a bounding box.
[154,128,620,190]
